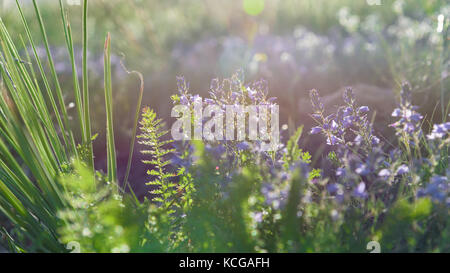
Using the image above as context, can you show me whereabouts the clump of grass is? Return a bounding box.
[0,0,125,252]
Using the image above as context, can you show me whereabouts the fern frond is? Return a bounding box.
[138,107,179,212]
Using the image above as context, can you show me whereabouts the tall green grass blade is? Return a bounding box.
[440,23,448,122]
[13,0,69,161]
[104,33,117,184]
[30,0,77,155]
[0,40,59,174]
[59,0,86,145]
[82,0,94,169]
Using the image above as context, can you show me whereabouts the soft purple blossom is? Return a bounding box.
[251,212,263,223]
[371,136,380,145]
[261,183,288,210]
[378,169,391,177]
[417,175,448,204]
[336,167,346,177]
[310,126,322,134]
[177,76,189,94]
[327,183,339,194]
[310,89,324,113]
[330,120,339,130]
[311,113,321,119]
[390,83,423,138]
[205,144,226,159]
[391,108,401,117]
[236,141,250,150]
[355,163,370,175]
[180,95,189,105]
[353,182,368,199]
[343,116,354,128]
[427,122,450,140]
[396,164,409,175]
[343,87,355,105]
[358,106,369,113]
[327,135,341,145]
[354,135,363,145]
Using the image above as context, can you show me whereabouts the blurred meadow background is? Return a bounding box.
[1,0,447,196]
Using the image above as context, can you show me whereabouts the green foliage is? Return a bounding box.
[283,126,305,167]
[138,108,177,212]
[376,198,436,252]
[181,141,258,252]
[283,126,320,180]
[0,0,117,252]
[57,163,158,253]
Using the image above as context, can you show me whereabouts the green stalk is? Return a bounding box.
[104,33,117,184]
[440,23,448,122]
[0,37,59,174]
[13,1,68,162]
[120,57,144,189]
[82,0,94,169]
[59,0,86,145]
[30,0,77,155]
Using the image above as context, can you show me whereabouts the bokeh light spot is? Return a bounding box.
[243,0,265,16]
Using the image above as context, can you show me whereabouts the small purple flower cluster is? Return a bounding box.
[170,72,290,199]
[171,71,280,160]
[175,76,202,106]
[208,70,277,107]
[309,82,450,209]
[309,87,379,149]
[261,182,289,210]
[427,117,450,141]
[309,87,424,202]
[418,175,449,207]
[332,149,381,200]
[389,83,424,141]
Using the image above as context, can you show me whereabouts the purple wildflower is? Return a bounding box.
[236,141,250,151]
[353,182,368,199]
[343,87,355,105]
[336,167,346,177]
[310,89,324,113]
[378,169,391,177]
[330,120,339,130]
[396,164,409,175]
[358,106,369,113]
[310,126,322,134]
[427,122,450,140]
[251,212,263,223]
[391,108,402,117]
[355,163,370,175]
[327,183,339,194]
[390,82,423,138]
[417,175,448,204]
[327,135,342,145]
[371,136,380,145]
[176,76,189,94]
[180,95,189,105]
